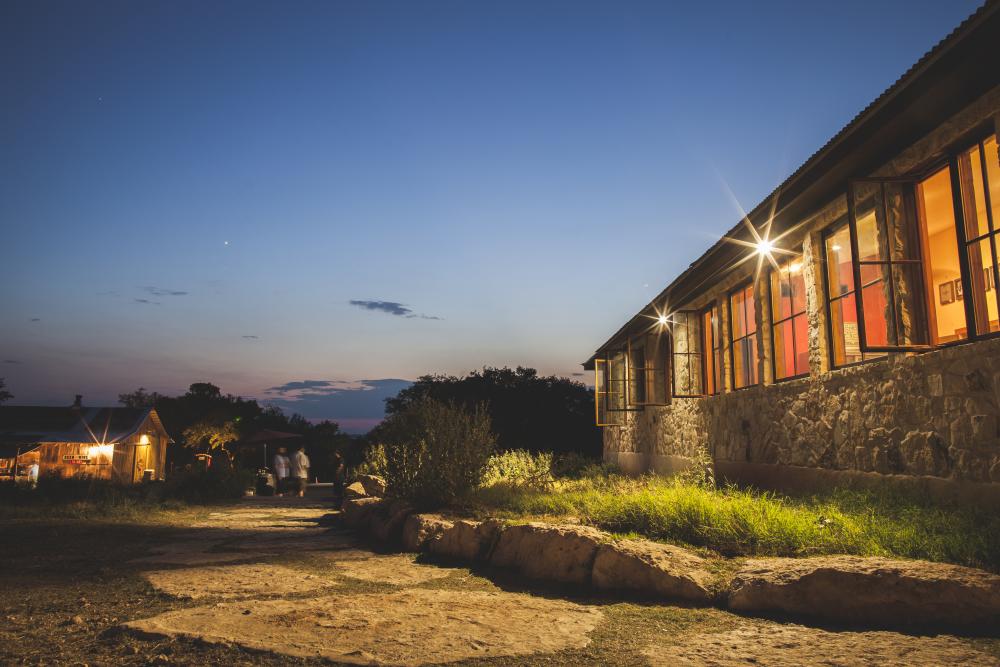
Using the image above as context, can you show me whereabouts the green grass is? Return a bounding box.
[465,474,1000,570]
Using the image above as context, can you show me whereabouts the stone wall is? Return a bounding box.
[603,86,1000,496]
[607,337,1000,484]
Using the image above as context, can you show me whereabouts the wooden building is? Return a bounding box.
[0,398,170,484]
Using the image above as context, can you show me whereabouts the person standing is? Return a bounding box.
[290,446,310,498]
[272,446,290,497]
[331,451,346,503]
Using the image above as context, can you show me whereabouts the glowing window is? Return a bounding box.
[770,257,809,380]
[729,284,759,389]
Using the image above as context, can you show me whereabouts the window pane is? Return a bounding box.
[789,261,806,314]
[917,166,967,344]
[831,294,860,366]
[773,320,794,380]
[628,345,646,404]
[608,351,626,411]
[702,309,716,395]
[793,313,809,374]
[890,262,928,346]
[968,237,1000,335]
[861,279,890,347]
[986,136,1000,229]
[730,291,746,338]
[771,270,789,320]
[959,144,990,240]
[856,207,883,263]
[733,334,758,389]
[884,182,921,262]
[744,285,757,334]
[825,226,855,296]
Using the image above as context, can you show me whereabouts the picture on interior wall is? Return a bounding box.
[955,278,964,300]
[940,280,955,305]
[986,267,994,291]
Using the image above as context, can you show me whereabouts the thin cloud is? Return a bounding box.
[29,318,40,322]
[134,298,161,305]
[242,335,259,340]
[263,378,414,433]
[571,372,585,377]
[3,360,19,364]
[143,286,189,297]
[349,300,442,320]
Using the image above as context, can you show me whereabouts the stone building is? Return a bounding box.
[584,3,1000,501]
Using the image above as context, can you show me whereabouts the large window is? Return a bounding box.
[729,283,758,389]
[627,333,670,406]
[770,256,809,380]
[701,304,724,395]
[917,165,967,344]
[957,136,1000,337]
[848,179,929,350]
[838,134,1000,358]
[824,222,885,367]
[671,311,704,397]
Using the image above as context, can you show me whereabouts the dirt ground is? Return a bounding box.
[1,499,999,666]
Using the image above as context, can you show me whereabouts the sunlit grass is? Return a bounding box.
[466,473,1000,570]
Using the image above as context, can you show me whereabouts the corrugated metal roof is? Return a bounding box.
[0,406,160,446]
[584,0,1000,367]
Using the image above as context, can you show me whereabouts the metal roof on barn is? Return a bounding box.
[0,406,167,449]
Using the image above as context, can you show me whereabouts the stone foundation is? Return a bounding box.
[606,336,1000,503]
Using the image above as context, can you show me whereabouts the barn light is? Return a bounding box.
[756,238,774,256]
[139,434,150,445]
[657,314,669,326]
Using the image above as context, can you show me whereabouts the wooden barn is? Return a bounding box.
[0,397,170,484]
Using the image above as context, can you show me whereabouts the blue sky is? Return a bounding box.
[0,0,983,431]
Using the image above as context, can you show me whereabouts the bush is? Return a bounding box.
[377,397,495,509]
[482,450,555,490]
[354,443,388,479]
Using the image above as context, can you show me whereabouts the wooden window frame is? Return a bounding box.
[701,302,724,395]
[728,282,759,390]
[768,256,810,382]
[627,334,671,407]
[847,177,933,352]
[821,220,886,369]
[671,310,705,398]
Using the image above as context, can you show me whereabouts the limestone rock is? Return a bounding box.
[490,523,603,585]
[341,497,381,529]
[591,539,712,602]
[368,499,414,543]
[428,519,501,561]
[357,474,387,497]
[343,482,367,500]
[401,514,453,553]
[727,555,1000,629]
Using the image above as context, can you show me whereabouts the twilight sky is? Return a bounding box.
[0,0,983,431]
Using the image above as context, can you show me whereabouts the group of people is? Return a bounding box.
[271,445,311,497]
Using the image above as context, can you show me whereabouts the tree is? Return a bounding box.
[182,418,240,451]
[381,366,600,457]
[118,387,165,408]
[0,378,12,405]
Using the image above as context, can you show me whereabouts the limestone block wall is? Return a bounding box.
[606,337,1000,484]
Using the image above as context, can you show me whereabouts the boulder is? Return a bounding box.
[357,474,387,497]
[428,519,503,562]
[368,500,414,543]
[591,539,713,603]
[401,514,454,553]
[490,523,603,585]
[343,482,367,500]
[341,497,381,529]
[727,555,1000,630]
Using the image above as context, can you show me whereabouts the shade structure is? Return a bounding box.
[238,429,302,444]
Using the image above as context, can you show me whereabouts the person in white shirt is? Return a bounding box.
[272,447,290,497]
[290,446,310,497]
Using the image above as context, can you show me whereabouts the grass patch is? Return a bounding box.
[465,473,1000,570]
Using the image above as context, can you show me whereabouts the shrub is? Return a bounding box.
[482,450,555,489]
[377,397,495,508]
[354,443,388,478]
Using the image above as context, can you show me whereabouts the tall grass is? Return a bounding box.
[467,473,1000,570]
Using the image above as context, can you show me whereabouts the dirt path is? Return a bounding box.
[1,499,998,666]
